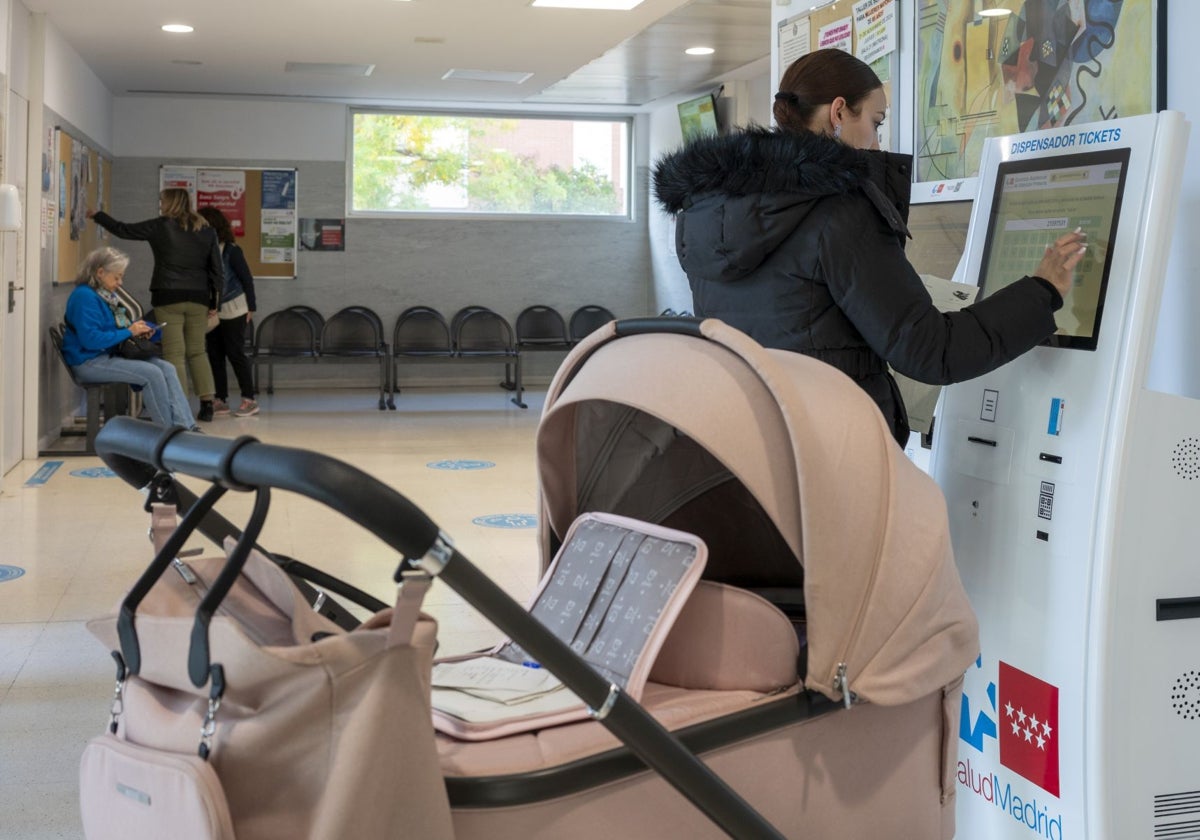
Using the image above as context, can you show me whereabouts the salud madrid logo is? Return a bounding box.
[960,655,1064,839]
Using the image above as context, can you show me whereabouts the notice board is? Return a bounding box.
[776,0,899,151]
[159,166,298,279]
[54,128,113,284]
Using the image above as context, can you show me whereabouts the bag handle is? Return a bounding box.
[187,487,271,688]
[118,482,229,675]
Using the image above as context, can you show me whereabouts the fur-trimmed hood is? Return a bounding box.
[652,127,912,287]
[653,126,869,213]
[653,126,912,229]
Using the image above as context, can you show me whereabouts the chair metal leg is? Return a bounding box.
[386,358,396,409]
[85,386,102,455]
[511,354,527,410]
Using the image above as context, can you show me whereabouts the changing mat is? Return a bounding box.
[431,512,707,740]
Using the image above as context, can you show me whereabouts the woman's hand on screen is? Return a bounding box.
[1035,228,1087,298]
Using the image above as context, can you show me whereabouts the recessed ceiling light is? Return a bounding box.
[530,0,645,10]
[161,23,194,33]
[979,8,1012,16]
[685,47,715,56]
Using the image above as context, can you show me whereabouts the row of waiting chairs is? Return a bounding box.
[251,304,616,410]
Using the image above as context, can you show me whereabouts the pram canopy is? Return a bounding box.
[536,318,978,707]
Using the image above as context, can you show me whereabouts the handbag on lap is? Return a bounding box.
[79,488,454,840]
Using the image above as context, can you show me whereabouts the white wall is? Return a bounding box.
[646,73,773,315]
[1149,4,1200,398]
[9,0,27,98]
[115,98,346,161]
[43,18,111,150]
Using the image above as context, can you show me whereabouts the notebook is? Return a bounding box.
[431,511,707,740]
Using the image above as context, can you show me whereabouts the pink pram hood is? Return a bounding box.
[536,318,979,707]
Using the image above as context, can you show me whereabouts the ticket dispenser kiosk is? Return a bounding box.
[931,110,1194,840]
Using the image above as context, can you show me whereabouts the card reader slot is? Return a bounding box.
[967,436,998,447]
[1039,453,1063,464]
[1156,597,1200,622]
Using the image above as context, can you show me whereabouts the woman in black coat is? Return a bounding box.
[652,49,1086,446]
[89,188,222,421]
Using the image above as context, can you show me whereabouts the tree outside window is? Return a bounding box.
[351,112,629,217]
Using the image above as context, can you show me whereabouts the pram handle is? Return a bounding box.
[94,416,787,840]
[95,418,441,563]
[614,316,703,337]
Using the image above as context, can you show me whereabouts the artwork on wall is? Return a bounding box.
[915,0,1162,182]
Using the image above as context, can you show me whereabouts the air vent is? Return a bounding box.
[284,62,375,77]
[1172,438,1200,480]
[1155,790,1200,838]
[1172,670,1200,721]
[441,68,533,84]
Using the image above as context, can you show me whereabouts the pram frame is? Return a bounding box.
[95,416,786,840]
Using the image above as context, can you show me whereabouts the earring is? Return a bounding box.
[834,124,842,139]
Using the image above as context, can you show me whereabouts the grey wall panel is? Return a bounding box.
[109,157,651,388]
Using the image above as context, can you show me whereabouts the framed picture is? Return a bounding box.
[914,0,1164,182]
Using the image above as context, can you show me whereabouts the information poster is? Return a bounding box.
[817,16,853,53]
[853,0,897,65]
[160,166,197,205]
[300,218,345,251]
[196,169,247,236]
[777,14,811,80]
[260,169,297,264]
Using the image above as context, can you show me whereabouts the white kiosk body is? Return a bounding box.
[931,111,1196,840]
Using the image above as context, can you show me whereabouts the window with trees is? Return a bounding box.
[350,110,631,218]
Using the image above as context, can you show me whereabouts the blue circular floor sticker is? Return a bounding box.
[428,459,496,471]
[70,467,117,479]
[472,514,538,529]
[0,565,26,583]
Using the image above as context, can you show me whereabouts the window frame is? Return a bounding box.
[346,107,636,222]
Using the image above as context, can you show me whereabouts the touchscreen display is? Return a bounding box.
[977,148,1130,351]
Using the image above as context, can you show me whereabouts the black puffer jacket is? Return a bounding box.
[93,212,222,309]
[652,127,1062,445]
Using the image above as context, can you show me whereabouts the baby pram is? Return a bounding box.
[91,316,978,839]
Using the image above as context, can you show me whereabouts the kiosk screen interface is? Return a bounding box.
[978,148,1129,350]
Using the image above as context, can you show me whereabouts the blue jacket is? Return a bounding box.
[62,284,133,366]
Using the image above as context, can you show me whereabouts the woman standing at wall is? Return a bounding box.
[88,188,222,421]
[198,206,259,417]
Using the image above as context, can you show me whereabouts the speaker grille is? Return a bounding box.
[1173,438,1200,480]
[1173,670,1200,721]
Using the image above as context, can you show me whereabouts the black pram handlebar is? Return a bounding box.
[96,417,441,563]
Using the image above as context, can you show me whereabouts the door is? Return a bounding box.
[2,91,29,475]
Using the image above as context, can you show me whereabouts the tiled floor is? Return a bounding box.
[0,387,545,839]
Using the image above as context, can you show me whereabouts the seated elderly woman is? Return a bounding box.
[62,247,199,430]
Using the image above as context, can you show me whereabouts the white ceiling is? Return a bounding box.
[25,0,772,108]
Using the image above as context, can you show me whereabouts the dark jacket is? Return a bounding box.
[220,242,257,312]
[93,212,222,309]
[652,127,1062,445]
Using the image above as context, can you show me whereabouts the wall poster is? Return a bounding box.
[915,0,1163,182]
